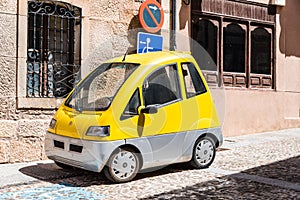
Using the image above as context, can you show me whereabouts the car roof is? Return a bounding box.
[105,51,193,65]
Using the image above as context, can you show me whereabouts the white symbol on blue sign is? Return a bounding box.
[137,32,163,54]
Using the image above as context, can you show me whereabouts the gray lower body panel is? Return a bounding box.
[45,127,222,172]
[126,127,223,170]
[45,132,124,172]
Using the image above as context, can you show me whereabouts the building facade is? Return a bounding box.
[0,0,299,163]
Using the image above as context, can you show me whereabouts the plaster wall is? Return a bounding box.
[222,0,300,136]
[277,0,300,93]
[221,89,300,136]
[175,0,300,137]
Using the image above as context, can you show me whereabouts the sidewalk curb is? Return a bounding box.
[221,128,300,149]
[0,160,54,188]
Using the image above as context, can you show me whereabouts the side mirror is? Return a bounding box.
[140,105,158,114]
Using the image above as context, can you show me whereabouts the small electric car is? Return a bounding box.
[45,51,223,183]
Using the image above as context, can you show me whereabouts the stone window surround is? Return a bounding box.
[17,0,90,109]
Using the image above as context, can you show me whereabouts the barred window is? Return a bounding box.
[27,0,82,98]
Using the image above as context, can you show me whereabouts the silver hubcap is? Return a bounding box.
[111,151,137,180]
[195,139,214,166]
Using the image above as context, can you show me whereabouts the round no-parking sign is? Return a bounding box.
[139,0,164,33]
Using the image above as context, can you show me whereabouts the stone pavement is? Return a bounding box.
[0,128,299,199]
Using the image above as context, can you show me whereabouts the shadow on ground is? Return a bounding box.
[141,156,300,199]
[19,163,109,186]
[243,156,300,184]
[19,161,193,187]
[19,156,300,199]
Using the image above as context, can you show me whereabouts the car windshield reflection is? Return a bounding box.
[65,62,139,111]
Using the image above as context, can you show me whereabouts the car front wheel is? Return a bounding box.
[104,148,140,183]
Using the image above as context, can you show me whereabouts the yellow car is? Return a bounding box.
[45,51,223,183]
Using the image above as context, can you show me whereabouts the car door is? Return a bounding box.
[138,64,186,165]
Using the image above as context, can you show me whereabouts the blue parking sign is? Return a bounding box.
[137,32,163,54]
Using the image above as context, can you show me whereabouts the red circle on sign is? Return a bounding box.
[139,0,164,33]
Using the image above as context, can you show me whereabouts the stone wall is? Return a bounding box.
[0,0,18,163]
[0,0,147,163]
[84,0,142,72]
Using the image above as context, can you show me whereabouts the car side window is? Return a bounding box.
[123,89,140,116]
[181,63,207,98]
[143,65,181,106]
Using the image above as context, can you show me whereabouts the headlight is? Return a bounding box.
[49,118,56,129]
[86,126,110,137]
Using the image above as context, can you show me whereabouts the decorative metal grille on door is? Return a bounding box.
[27,0,82,98]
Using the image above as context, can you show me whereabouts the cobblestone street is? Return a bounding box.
[0,129,299,199]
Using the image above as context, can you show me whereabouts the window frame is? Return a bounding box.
[17,0,88,109]
[250,26,272,75]
[26,0,82,98]
[191,13,275,89]
[223,22,247,74]
[249,24,274,89]
[191,16,220,88]
[222,20,248,88]
[192,18,219,70]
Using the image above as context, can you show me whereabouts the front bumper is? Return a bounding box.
[45,132,125,172]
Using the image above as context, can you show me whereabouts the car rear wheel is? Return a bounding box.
[104,148,140,183]
[190,136,216,169]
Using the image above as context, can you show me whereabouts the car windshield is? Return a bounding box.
[65,62,139,111]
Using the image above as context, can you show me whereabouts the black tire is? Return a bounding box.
[54,161,74,170]
[104,148,140,183]
[190,136,216,169]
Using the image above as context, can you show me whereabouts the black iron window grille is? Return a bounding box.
[27,0,82,98]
